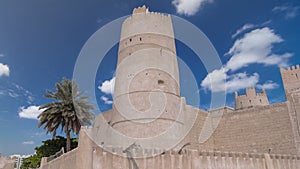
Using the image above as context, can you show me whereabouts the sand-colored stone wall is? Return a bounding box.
[286,89,300,153]
[0,157,14,169]
[40,148,78,169]
[40,143,300,169]
[195,103,298,155]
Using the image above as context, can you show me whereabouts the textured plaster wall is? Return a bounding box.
[196,103,297,155]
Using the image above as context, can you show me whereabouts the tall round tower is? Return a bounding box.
[110,6,184,148]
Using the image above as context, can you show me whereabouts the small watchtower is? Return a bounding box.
[234,87,269,110]
[280,65,300,95]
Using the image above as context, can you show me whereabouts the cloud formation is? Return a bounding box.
[231,24,255,39]
[201,68,259,93]
[0,63,10,77]
[201,27,291,93]
[172,0,213,16]
[100,96,113,105]
[22,141,35,145]
[98,77,115,104]
[98,77,115,95]
[226,27,292,71]
[272,5,299,19]
[257,80,279,90]
[19,106,45,120]
[231,20,271,38]
[0,83,35,104]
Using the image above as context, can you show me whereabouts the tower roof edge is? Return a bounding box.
[133,5,149,14]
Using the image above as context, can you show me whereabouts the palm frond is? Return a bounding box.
[38,78,95,140]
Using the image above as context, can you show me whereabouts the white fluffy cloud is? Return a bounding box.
[22,141,35,145]
[100,96,113,105]
[201,27,291,93]
[231,21,271,39]
[232,24,255,39]
[226,27,292,71]
[98,77,115,95]
[201,68,227,92]
[272,5,299,19]
[224,73,259,93]
[0,63,10,77]
[19,106,45,120]
[201,68,259,93]
[257,80,279,90]
[172,0,213,16]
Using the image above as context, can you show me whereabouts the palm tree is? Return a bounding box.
[38,78,94,152]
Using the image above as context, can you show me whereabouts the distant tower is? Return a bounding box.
[280,65,300,95]
[110,6,183,147]
[235,87,269,110]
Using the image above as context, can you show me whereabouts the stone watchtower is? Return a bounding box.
[280,65,300,94]
[110,6,184,148]
[234,87,269,110]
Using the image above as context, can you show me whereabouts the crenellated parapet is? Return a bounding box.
[120,6,173,41]
[132,5,148,14]
[39,144,300,169]
[280,64,300,94]
[234,87,269,110]
[132,5,170,17]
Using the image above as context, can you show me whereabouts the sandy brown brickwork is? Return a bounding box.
[40,128,300,169]
[198,103,297,154]
[286,89,300,153]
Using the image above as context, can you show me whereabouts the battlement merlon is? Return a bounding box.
[133,5,149,14]
[280,64,300,72]
[235,86,267,97]
[235,87,269,110]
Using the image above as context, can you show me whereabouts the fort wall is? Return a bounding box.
[202,103,297,155]
[280,65,300,153]
[39,129,300,169]
[40,148,78,169]
[286,89,300,153]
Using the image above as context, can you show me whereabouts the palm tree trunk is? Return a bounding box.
[66,130,71,152]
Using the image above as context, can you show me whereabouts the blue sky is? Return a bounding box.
[0,0,299,156]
